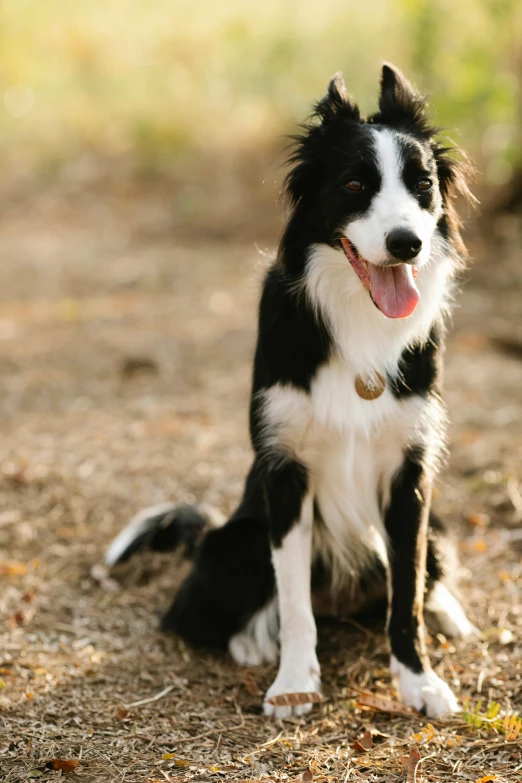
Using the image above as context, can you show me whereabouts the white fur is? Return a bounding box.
[243,128,461,719]
[425,582,477,639]
[263,496,321,718]
[258,230,451,586]
[391,655,459,717]
[229,599,279,665]
[304,240,452,381]
[346,129,442,268]
[255,174,457,716]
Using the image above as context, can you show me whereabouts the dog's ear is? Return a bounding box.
[315,72,360,123]
[377,63,431,135]
[284,73,359,206]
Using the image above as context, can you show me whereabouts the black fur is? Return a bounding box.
[390,323,444,399]
[250,266,332,395]
[385,446,431,673]
[107,64,471,716]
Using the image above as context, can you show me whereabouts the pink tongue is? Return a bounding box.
[368,263,419,318]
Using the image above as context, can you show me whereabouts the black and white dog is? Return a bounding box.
[106,64,475,718]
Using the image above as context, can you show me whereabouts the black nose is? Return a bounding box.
[386,229,422,261]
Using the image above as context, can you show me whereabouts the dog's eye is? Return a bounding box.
[344,179,363,192]
[416,178,432,192]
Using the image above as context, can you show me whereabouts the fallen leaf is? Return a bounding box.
[411,723,436,743]
[26,771,43,779]
[302,772,313,782]
[45,759,80,772]
[115,707,131,721]
[464,512,490,528]
[476,777,497,783]
[356,692,420,717]
[353,729,373,752]
[161,754,190,766]
[446,735,462,748]
[8,611,25,627]
[400,747,421,782]
[240,670,261,696]
[267,693,323,707]
[266,691,323,706]
[0,561,28,577]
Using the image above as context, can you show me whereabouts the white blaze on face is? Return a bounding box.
[345,128,440,267]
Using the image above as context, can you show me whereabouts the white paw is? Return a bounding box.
[229,632,275,666]
[391,656,459,718]
[425,582,478,639]
[263,662,321,718]
[228,601,279,666]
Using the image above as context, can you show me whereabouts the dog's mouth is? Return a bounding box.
[340,237,420,319]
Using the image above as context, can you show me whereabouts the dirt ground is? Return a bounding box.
[0,186,521,782]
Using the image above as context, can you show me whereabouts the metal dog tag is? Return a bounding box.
[355,372,386,400]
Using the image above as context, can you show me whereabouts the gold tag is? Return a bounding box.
[355,372,386,400]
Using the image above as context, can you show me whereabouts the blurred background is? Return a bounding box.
[2,0,522,231]
[1,4,522,779]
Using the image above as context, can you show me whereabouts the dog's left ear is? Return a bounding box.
[315,72,360,123]
[378,63,431,135]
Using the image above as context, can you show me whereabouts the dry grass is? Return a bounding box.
[0,190,521,781]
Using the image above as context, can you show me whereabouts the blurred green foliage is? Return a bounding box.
[0,0,520,182]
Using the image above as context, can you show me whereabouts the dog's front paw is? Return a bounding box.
[263,663,321,718]
[391,656,459,718]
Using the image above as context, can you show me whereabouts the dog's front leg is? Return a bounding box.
[261,459,320,718]
[385,448,459,718]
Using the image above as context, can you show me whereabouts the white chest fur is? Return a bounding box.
[260,370,433,581]
[259,242,451,582]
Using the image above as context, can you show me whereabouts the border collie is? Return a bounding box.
[106,64,475,718]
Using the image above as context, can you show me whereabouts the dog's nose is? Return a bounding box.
[386,229,422,262]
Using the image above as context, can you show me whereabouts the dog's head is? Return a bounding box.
[283,64,472,319]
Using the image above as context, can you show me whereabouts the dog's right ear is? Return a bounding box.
[315,72,360,123]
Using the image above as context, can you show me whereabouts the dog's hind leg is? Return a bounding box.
[228,597,279,666]
[424,512,477,639]
[106,463,277,653]
[161,512,276,649]
[425,581,476,639]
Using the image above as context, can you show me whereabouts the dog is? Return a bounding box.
[106,64,476,719]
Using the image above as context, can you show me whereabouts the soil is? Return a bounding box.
[0,188,521,781]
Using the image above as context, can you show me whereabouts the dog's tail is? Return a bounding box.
[105,503,224,568]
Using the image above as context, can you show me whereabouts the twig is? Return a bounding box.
[126,684,176,708]
[170,715,246,746]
